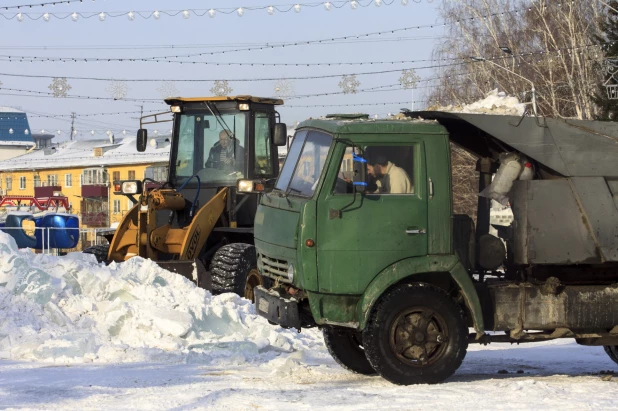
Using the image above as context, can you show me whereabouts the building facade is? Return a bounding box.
[0,136,170,229]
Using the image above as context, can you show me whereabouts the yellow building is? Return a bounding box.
[0,136,170,229]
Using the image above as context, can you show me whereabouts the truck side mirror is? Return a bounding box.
[137,129,148,152]
[273,123,287,146]
[353,154,367,193]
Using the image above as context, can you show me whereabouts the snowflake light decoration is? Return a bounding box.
[338,74,360,94]
[48,77,71,98]
[210,80,233,96]
[157,81,179,99]
[602,59,618,99]
[399,69,420,90]
[274,79,294,98]
[106,80,130,100]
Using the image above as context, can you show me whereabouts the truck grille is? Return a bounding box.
[259,254,291,283]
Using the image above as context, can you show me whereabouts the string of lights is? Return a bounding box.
[1,0,89,11]
[0,87,162,102]
[3,0,425,23]
[28,109,162,118]
[286,99,424,107]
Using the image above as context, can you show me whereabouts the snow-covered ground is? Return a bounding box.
[1,231,618,410]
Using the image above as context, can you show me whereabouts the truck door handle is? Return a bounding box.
[406,228,426,235]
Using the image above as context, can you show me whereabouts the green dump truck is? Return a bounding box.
[250,111,618,385]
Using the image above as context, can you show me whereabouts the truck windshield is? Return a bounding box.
[275,130,332,197]
[172,110,247,187]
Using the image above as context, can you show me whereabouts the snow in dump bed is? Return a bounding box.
[427,89,526,116]
[0,231,321,364]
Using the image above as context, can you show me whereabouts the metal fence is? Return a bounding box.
[0,226,109,255]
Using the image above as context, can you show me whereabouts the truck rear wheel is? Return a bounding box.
[323,326,376,375]
[362,283,468,385]
[82,244,109,264]
[210,243,271,301]
[604,346,618,365]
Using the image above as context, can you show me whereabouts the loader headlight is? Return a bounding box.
[119,180,143,195]
[237,179,265,193]
[287,263,295,283]
[170,105,182,113]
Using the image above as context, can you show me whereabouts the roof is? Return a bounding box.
[0,136,170,172]
[0,111,33,143]
[0,141,35,147]
[0,107,24,113]
[297,116,447,136]
[164,95,284,106]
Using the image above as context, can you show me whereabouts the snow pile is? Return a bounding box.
[0,231,320,364]
[428,89,526,116]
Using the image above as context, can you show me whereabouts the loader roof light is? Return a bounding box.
[238,103,250,111]
[170,105,182,113]
[237,179,265,193]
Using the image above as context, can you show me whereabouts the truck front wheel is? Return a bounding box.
[362,283,468,385]
[323,326,376,375]
[209,243,271,302]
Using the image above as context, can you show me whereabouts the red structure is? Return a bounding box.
[0,196,70,211]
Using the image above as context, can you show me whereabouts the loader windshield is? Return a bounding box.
[172,109,247,187]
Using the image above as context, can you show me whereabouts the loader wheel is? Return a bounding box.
[210,243,271,301]
[362,283,468,385]
[603,346,618,365]
[82,244,110,264]
[323,326,376,375]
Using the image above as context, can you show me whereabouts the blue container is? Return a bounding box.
[1,213,37,249]
[35,214,80,249]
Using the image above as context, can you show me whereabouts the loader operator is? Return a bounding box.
[205,129,245,172]
[368,156,413,194]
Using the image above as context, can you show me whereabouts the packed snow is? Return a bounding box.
[0,231,320,364]
[1,231,618,410]
[427,89,526,116]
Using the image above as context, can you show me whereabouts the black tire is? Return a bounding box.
[82,244,110,264]
[209,243,271,301]
[362,283,468,385]
[604,346,618,365]
[323,326,376,375]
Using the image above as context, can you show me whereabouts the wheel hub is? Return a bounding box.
[389,306,449,367]
[244,269,263,302]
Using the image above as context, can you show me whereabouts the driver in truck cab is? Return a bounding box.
[205,129,245,171]
[368,155,413,194]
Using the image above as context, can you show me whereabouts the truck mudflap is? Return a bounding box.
[254,286,301,330]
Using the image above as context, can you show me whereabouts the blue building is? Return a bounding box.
[0,107,33,142]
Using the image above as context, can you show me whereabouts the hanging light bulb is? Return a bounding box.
[17,13,24,22]
[375,0,382,7]
[153,10,160,19]
[350,1,358,10]
[324,2,332,11]
[72,130,77,136]
[294,4,301,13]
[127,11,135,21]
[154,130,159,135]
[122,130,127,135]
[237,7,244,17]
[99,12,106,21]
[182,10,190,19]
[71,12,78,22]
[8,128,13,134]
[25,129,29,135]
[41,129,46,133]
[43,13,50,22]
[401,0,409,4]
[57,130,61,135]
[208,9,216,18]
[268,6,275,15]
[91,130,95,135]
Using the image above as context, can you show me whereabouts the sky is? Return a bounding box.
[0,0,445,142]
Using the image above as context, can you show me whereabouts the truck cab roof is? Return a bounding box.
[297,114,448,136]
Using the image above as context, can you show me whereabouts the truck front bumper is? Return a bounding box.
[254,286,301,330]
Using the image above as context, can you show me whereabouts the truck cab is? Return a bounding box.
[254,112,618,385]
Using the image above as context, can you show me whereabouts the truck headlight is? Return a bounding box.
[287,263,295,282]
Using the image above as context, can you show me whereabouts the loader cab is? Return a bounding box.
[164,96,285,189]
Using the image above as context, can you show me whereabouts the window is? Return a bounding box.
[113,171,120,183]
[82,169,108,185]
[113,200,121,214]
[275,130,332,198]
[47,174,58,186]
[6,177,12,191]
[34,175,41,187]
[65,174,72,187]
[128,170,135,180]
[334,145,415,195]
[254,112,273,176]
[19,176,26,190]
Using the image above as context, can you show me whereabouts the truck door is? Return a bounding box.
[316,142,428,294]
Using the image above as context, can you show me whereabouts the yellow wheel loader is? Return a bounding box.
[84,96,287,300]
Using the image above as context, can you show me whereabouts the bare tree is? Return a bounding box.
[429,0,605,119]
